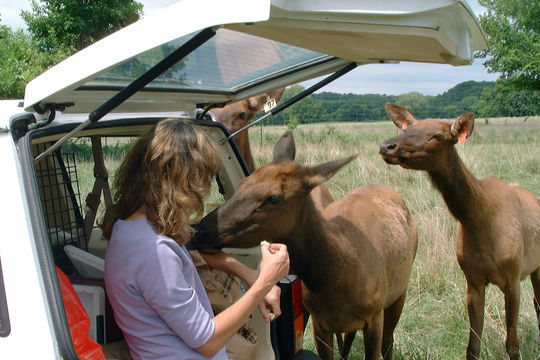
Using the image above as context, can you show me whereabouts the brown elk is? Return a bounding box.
[211,88,285,173]
[379,103,540,360]
[193,131,418,360]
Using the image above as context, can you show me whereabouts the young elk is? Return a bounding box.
[193,132,418,360]
[379,103,540,360]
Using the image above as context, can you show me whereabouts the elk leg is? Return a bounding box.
[363,311,384,360]
[465,280,485,360]
[382,292,407,360]
[531,267,540,338]
[503,280,521,360]
[304,307,311,329]
[312,320,334,360]
[338,332,356,360]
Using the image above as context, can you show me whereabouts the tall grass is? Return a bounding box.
[73,116,540,359]
[249,117,540,360]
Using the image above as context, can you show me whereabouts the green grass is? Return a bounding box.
[73,116,540,359]
[249,116,540,360]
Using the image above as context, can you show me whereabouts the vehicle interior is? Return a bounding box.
[14,113,282,359]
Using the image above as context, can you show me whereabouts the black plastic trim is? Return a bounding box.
[9,112,36,143]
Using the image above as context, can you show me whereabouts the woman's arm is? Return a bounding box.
[199,251,258,286]
[195,243,289,358]
[199,250,283,322]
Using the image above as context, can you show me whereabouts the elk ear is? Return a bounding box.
[303,155,358,189]
[268,88,285,103]
[385,103,419,130]
[272,131,296,162]
[248,88,285,111]
[451,113,475,143]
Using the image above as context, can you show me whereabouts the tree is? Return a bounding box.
[0,23,68,99]
[473,83,539,117]
[396,92,429,118]
[476,0,540,90]
[22,0,143,52]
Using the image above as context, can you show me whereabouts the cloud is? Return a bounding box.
[303,60,499,96]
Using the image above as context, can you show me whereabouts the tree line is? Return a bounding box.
[267,81,538,126]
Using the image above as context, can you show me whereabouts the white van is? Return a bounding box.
[0,0,486,358]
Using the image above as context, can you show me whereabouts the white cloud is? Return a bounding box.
[303,59,499,96]
[1,0,32,29]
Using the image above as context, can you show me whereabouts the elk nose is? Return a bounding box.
[380,141,397,155]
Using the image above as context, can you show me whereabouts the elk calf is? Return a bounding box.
[379,103,540,360]
[193,132,418,360]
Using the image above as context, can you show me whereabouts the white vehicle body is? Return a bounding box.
[0,0,486,359]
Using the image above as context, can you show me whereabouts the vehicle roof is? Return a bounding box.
[23,0,486,119]
[0,100,25,130]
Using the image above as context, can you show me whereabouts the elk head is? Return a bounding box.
[379,103,475,171]
[191,131,356,251]
[211,88,285,172]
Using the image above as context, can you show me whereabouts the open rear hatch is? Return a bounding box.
[24,0,486,116]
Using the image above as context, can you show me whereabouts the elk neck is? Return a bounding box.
[427,146,490,229]
[283,196,342,292]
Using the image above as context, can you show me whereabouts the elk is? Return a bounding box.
[211,88,285,173]
[211,90,335,212]
[193,131,418,360]
[379,103,540,360]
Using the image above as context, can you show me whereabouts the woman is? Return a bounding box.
[101,119,290,360]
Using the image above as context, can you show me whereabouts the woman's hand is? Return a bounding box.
[259,242,290,289]
[258,285,281,323]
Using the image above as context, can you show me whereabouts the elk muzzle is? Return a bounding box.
[379,139,402,165]
[190,209,224,253]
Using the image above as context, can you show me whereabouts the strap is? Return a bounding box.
[83,136,112,240]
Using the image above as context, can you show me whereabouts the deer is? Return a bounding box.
[379,103,540,360]
[192,131,418,360]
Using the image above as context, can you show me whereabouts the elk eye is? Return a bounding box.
[237,112,247,120]
[264,194,281,205]
[431,134,443,141]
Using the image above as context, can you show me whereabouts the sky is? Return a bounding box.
[1,0,500,96]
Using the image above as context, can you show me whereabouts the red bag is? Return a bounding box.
[56,267,106,360]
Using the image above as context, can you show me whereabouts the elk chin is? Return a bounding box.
[380,154,401,165]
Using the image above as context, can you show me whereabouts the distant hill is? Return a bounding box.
[428,81,496,118]
[267,81,496,125]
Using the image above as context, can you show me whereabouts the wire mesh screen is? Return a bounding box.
[35,144,87,274]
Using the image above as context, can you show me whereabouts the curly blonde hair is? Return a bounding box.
[101,119,221,244]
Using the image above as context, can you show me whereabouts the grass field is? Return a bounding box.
[75,116,540,359]
[246,116,540,360]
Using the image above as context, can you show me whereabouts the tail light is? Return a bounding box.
[271,275,304,359]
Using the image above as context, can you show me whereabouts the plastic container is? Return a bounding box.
[73,284,106,344]
[64,245,105,279]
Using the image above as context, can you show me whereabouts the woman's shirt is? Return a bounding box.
[104,219,227,360]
